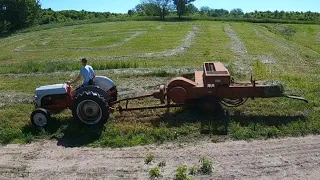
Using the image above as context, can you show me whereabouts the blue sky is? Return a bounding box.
[39,0,320,13]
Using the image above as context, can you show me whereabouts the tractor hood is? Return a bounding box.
[35,84,68,96]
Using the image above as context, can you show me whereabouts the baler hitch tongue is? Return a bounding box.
[285,95,308,103]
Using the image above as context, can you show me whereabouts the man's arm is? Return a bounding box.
[67,75,82,85]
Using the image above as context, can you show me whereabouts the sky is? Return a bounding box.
[39,0,320,13]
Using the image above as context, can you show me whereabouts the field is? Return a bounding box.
[0,21,319,147]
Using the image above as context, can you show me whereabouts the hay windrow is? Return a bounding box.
[0,92,33,107]
[13,32,146,52]
[0,66,200,78]
[224,24,247,55]
[44,25,199,63]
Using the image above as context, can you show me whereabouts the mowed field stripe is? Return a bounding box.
[49,25,199,62]
[13,31,147,52]
[0,66,199,78]
[254,25,320,74]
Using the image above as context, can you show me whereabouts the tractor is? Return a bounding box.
[31,76,117,128]
[30,62,308,128]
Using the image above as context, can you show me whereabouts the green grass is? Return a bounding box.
[0,20,319,147]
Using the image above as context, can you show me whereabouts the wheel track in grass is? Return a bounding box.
[224,24,277,75]
[0,135,319,179]
[0,66,199,78]
[0,74,185,106]
[0,78,168,107]
[55,25,199,62]
[0,66,201,106]
[5,25,198,63]
[223,24,251,75]
[253,26,320,73]
[13,31,147,52]
[225,24,320,76]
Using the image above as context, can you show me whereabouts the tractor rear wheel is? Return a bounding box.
[72,91,109,126]
[30,108,50,128]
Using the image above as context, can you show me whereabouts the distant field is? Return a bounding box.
[0,21,319,146]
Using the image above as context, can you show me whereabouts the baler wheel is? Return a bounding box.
[30,108,50,128]
[220,98,248,107]
[72,91,109,126]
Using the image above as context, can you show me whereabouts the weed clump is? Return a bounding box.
[175,165,193,180]
[199,157,213,175]
[188,157,213,175]
[149,167,162,179]
[145,152,154,164]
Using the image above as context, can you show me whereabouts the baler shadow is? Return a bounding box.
[22,107,306,147]
[152,106,306,136]
[230,110,306,126]
[152,104,230,135]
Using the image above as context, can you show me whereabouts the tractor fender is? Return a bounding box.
[74,86,109,102]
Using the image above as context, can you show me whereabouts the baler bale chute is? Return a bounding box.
[30,62,308,128]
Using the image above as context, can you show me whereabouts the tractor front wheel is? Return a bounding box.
[30,108,50,128]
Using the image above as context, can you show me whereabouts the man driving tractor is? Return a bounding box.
[67,58,95,86]
[67,58,118,101]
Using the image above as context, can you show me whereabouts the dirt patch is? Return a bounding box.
[0,136,319,179]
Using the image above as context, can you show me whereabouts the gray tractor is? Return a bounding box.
[31,76,117,128]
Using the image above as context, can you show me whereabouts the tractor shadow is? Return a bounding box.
[22,105,306,147]
[22,117,104,147]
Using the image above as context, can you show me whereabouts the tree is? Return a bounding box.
[200,6,211,15]
[128,9,135,16]
[135,3,161,16]
[173,0,195,18]
[230,8,244,17]
[185,4,198,15]
[145,0,172,20]
[0,0,41,31]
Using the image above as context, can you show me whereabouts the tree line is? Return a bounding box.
[1,0,320,34]
[131,1,320,22]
